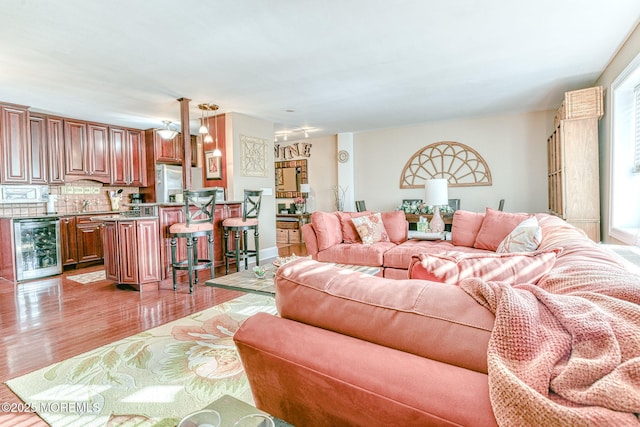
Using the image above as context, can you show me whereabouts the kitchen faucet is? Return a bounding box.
[81,199,90,212]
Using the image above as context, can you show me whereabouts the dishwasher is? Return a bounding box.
[14,217,62,281]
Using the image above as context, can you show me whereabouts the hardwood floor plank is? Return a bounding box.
[0,262,263,425]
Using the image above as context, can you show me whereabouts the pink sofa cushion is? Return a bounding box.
[311,211,343,251]
[381,211,408,244]
[275,259,495,374]
[409,249,558,285]
[352,213,390,245]
[336,211,371,243]
[383,239,486,270]
[317,241,396,267]
[473,208,531,251]
[451,210,485,247]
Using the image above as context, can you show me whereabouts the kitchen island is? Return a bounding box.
[90,214,160,291]
[92,200,242,291]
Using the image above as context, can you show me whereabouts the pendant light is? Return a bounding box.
[198,105,208,135]
[198,103,220,152]
[212,106,222,157]
[157,120,178,140]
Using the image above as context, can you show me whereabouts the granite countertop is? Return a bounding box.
[89,214,159,221]
[0,210,118,220]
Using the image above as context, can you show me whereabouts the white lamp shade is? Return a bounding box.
[300,184,311,193]
[424,179,449,206]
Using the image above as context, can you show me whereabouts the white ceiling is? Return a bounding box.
[1,1,639,138]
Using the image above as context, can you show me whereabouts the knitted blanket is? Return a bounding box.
[461,263,640,426]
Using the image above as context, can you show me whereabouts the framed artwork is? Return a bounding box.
[205,151,222,180]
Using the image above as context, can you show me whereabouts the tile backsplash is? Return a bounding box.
[0,181,140,217]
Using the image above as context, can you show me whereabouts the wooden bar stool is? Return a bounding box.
[222,189,263,273]
[169,189,218,293]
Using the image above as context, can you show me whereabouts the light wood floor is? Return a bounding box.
[0,243,307,426]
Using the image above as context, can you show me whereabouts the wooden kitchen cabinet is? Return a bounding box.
[46,116,65,184]
[64,120,111,183]
[102,221,119,280]
[28,114,48,184]
[101,218,160,290]
[0,102,30,184]
[110,127,146,186]
[144,129,197,165]
[75,215,103,264]
[60,216,79,266]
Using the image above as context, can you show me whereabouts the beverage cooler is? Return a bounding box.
[14,217,62,281]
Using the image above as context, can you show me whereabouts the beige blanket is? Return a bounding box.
[461,263,640,426]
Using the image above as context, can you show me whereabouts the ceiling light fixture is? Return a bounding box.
[198,103,218,144]
[212,105,222,157]
[198,105,208,135]
[274,127,318,141]
[157,120,178,140]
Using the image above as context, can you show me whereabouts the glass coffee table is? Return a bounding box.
[205,263,380,296]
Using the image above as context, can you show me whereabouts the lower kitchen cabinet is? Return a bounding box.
[76,215,103,263]
[60,215,103,267]
[101,218,160,291]
[60,216,79,266]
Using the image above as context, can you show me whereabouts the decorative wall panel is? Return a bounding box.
[400,141,492,188]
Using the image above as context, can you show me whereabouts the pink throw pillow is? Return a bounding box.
[451,210,485,247]
[336,211,371,243]
[310,211,343,251]
[473,208,531,251]
[381,211,408,243]
[351,213,390,245]
[496,216,542,253]
[410,249,558,285]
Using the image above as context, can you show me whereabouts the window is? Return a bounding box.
[611,53,640,245]
[634,85,640,173]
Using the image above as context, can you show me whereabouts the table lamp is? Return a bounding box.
[425,179,448,233]
[300,183,311,213]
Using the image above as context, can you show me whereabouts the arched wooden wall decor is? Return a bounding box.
[400,141,492,188]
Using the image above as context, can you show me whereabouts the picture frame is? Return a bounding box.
[205,151,222,180]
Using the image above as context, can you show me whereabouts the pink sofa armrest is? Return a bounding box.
[275,258,494,373]
[301,223,319,258]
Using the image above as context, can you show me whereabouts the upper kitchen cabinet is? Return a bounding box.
[25,112,65,184]
[64,120,111,183]
[27,113,48,184]
[144,129,197,166]
[111,127,147,186]
[46,115,65,184]
[0,102,29,184]
[145,129,182,165]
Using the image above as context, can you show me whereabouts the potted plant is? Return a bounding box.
[293,196,305,214]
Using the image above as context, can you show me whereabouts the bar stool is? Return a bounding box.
[222,189,263,273]
[169,189,218,293]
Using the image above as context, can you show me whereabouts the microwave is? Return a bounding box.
[0,185,49,204]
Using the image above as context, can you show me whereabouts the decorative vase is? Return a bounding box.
[295,204,304,214]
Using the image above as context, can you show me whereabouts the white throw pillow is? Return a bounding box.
[496,216,542,253]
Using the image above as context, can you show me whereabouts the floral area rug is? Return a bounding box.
[5,293,277,427]
[66,270,107,284]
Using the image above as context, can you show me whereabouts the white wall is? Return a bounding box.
[276,135,337,213]
[225,112,276,260]
[596,22,640,244]
[351,111,553,214]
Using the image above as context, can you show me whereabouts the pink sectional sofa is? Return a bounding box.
[302,209,515,278]
[302,210,472,278]
[234,213,640,426]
